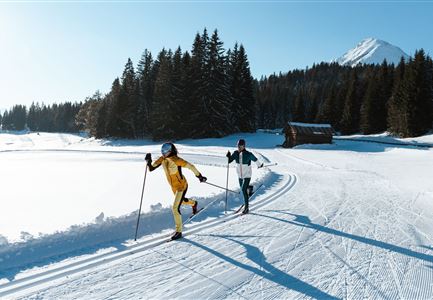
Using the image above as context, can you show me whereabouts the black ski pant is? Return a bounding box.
[238,177,251,208]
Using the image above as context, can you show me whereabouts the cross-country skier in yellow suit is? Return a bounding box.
[145,142,207,240]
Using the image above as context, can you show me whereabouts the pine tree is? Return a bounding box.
[105,78,122,137]
[317,82,337,126]
[178,51,196,139]
[388,50,433,137]
[4,105,27,131]
[75,91,103,136]
[116,58,138,138]
[307,96,319,123]
[411,49,433,135]
[170,47,188,139]
[2,111,10,130]
[228,43,241,131]
[238,44,256,132]
[151,49,174,140]
[292,88,305,122]
[228,43,256,132]
[387,57,406,134]
[136,49,154,137]
[360,71,383,134]
[340,69,361,134]
[189,31,208,138]
[204,29,232,137]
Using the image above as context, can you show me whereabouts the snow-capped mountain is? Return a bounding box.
[334,38,409,67]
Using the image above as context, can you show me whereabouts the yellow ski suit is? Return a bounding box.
[149,155,201,232]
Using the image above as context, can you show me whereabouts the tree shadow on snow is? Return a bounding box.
[99,132,283,150]
[255,211,433,266]
[185,236,338,299]
[291,138,432,154]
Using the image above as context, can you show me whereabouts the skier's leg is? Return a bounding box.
[172,191,184,233]
[181,185,198,213]
[181,185,195,206]
[239,178,251,206]
[242,178,251,209]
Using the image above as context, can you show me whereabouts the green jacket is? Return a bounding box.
[228,150,261,179]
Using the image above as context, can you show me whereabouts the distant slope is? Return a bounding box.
[334,38,409,66]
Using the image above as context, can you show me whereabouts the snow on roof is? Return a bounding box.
[288,122,332,128]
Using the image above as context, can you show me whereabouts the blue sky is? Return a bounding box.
[1,1,432,108]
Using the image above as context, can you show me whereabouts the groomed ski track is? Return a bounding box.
[0,148,297,299]
[2,140,433,299]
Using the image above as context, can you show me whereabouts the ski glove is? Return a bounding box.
[197,174,207,183]
[145,153,152,165]
[226,151,231,158]
[258,163,264,168]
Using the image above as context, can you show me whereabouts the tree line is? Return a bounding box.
[1,102,81,132]
[75,28,255,140]
[1,32,432,139]
[256,49,433,137]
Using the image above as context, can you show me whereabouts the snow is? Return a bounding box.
[1,130,433,299]
[288,122,332,128]
[334,37,410,67]
[335,132,433,148]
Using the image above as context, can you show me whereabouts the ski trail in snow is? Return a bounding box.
[0,173,297,298]
[387,254,404,299]
[149,247,248,299]
[273,147,433,298]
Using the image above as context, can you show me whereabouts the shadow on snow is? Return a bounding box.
[255,211,433,267]
[185,235,338,299]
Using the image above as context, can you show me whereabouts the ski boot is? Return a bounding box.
[192,201,198,215]
[171,232,182,240]
[242,206,249,214]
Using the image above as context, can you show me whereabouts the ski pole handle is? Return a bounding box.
[204,181,239,194]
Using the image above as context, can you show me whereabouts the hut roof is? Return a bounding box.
[286,122,334,135]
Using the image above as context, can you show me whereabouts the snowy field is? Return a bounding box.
[1,131,433,299]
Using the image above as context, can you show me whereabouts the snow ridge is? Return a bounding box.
[334,38,409,67]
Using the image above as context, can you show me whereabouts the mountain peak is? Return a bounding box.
[334,38,409,67]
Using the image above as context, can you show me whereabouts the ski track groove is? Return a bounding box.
[387,253,404,299]
[149,247,247,300]
[285,226,305,272]
[277,148,431,299]
[1,169,297,298]
[362,222,379,299]
[4,146,432,299]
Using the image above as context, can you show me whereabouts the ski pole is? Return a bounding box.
[225,158,229,214]
[183,195,223,226]
[262,163,278,168]
[134,165,148,241]
[204,181,239,194]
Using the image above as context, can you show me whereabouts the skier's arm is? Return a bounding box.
[147,156,163,172]
[173,157,206,181]
[174,157,201,176]
[226,151,233,163]
[227,151,238,164]
[250,152,264,168]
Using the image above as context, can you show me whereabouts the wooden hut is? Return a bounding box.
[283,122,334,148]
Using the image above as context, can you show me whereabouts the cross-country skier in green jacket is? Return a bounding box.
[226,139,263,214]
